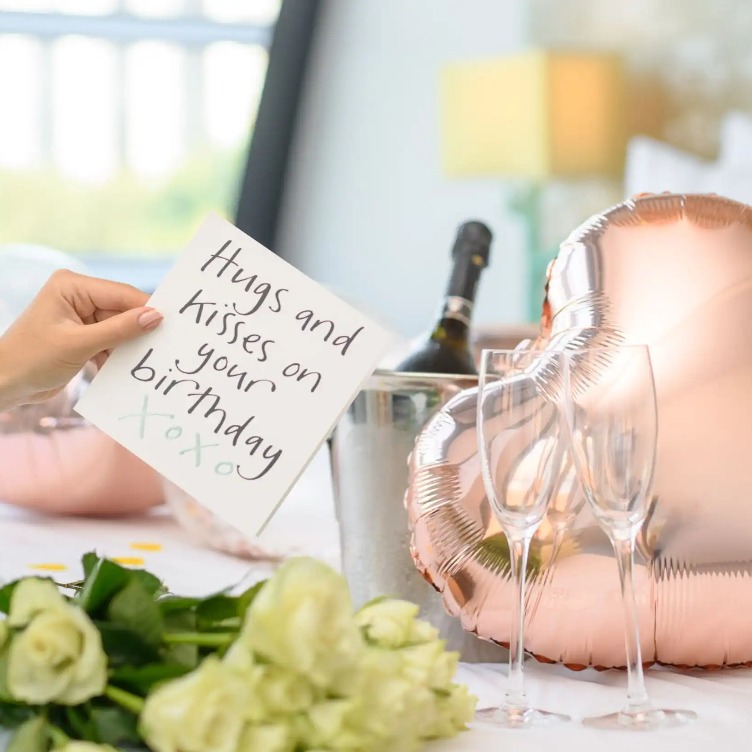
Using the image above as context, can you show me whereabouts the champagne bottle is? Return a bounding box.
[395,220,492,375]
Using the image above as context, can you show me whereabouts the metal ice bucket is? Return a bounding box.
[329,369,507,662]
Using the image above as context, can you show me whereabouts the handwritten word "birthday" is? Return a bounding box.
[119,394,282,481]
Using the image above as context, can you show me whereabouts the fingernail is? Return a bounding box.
[138,308,163,331]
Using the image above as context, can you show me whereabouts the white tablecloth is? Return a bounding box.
[2,448,751,751]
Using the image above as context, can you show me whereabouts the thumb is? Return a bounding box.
[75,307,163,356]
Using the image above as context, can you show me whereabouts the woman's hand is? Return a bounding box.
[0,269,163,411]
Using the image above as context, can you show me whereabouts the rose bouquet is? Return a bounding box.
[0,553,476,752]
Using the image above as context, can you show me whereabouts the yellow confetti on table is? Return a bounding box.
[129,542,163,552]
[113,557,145,567]
[28,563,68,572]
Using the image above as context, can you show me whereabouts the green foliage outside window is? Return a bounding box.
[0,147,244,256]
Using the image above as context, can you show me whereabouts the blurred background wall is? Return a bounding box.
[275,0,529,333]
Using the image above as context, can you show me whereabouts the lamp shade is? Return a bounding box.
[440,50,627,179]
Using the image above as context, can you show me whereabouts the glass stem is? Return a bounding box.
[505,531,533,708]
[610,528,651,712]
[526,528,562,623]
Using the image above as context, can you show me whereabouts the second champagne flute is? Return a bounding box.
[475,348,570,729]
[562,344,697,730]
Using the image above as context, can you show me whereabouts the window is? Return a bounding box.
[0,0,281,272]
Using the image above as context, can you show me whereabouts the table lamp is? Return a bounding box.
[440,50,627,319]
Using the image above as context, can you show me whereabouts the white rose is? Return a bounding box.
[400,641,459,690]
[7,578,65,627]
[355,599,439,649]
[239,558,363,688]
[222,643,267,723]
[342,647,428,750]
[294,698,364,751]
[237,723,293,752]
[140,656,249,752]
[355,599,418,648]
[59,744,119,752]
[344,641,471,747]
[223,641,258,673]
[255,663,316,716]
[420,683,478,739]
[6,579,107,705]
[408,618,440,645]
[223,643,315,721]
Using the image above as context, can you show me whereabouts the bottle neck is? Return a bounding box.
[438,296,474,328]
[437,252,484,327]
[428,252,484,348]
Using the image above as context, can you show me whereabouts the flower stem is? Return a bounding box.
[105,684,146,715]
[162,631,235,647]
[48,725,70,748]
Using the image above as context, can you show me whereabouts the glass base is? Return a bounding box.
[582,707,697,731]
[474,703,570,729]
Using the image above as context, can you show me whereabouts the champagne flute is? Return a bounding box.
[475,348,570,729]
[562,344,697,730]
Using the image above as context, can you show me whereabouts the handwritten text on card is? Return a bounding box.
[75,214,395,537]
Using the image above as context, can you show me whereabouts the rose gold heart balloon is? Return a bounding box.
[406,193,752,669]
[0,367,163,516]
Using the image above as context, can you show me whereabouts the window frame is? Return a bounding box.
[233,0,322,254]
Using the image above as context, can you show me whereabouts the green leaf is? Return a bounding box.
[130,569,166,598]
[95,623,160,667]
[196,595,240,627]
[0,580,21,615]
[0,702,35,731]
[107,579,163,649]
[109,663,191,695]
[157,595,203,615]
[81,551,101,579]
[76,558,131,616]
[90,706,141,746]
[237,580,267,614]
[62,705,96,742]
[6,716,48,752]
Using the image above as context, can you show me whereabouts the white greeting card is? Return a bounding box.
[76,213,395,537]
